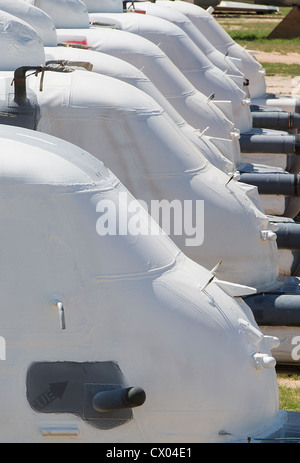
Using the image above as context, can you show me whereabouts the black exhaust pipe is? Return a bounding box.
[92,386,146,412]
[239,132,300,155]
[13,66,44,104]
[244,293,300,326]
[251,111,300,132]
[238,172,300,217]
[272,221,300,250]
[239,172,300,196]
[1,64,92,130]
[13,62,92,104]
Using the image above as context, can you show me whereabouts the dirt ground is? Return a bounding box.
[256,52,300,65]
[216,13,300,95]
[255,52,300,96]
[265,74,300,97]
[277,376,300,389]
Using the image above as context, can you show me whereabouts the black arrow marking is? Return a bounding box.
[31,382,68,411]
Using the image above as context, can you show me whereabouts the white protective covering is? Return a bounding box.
[3,2,300,366]
[57,27,244,162]
[84,0,123,12]
[1,1,294,216]
[58,26,239,138]
[157,0,267,100]
[55,17,294,177]
[90,0,247,84]
[23,0,90,28]
[0,0,238,173]
[28,71,282,291]
[86,10,253,134]
[86,0,243,86]
[23,0,254,133]
[85,1,300,151]
[44,46,236,175]
[125,1,247,83]
[28,0,296,172]
[84,1,300,174]
[0,124,286,443]
[0,9,282,293]
[18,0,263,175]
[5,0,296,181]
[0,0,57,46]
[19,0,299,182]
[59,42,242,166]
[157,0,300,112]
[0,9,44,70]
[0,0,235,173]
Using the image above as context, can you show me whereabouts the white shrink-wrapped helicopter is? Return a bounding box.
[78,1,300,145]
[6,0,299,236]
[0,10,278,291]
[84,0,300,178]
[120,0,300,134]
[19,0,300,186]
[124,0,247,84]
[129,0,300,170]
[20,0,243,155]
[8,1,300,238]
[0,124,299,443]
[0,2,278,189]
[0,0,237,176]
[1,8,300,363]
[9,0,300,214]
[154,0,300,113]
[20,0,300,172]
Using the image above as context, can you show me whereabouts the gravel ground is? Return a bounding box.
[256,52,300,65]
[277,377,300,389]
[255,51,300,96]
